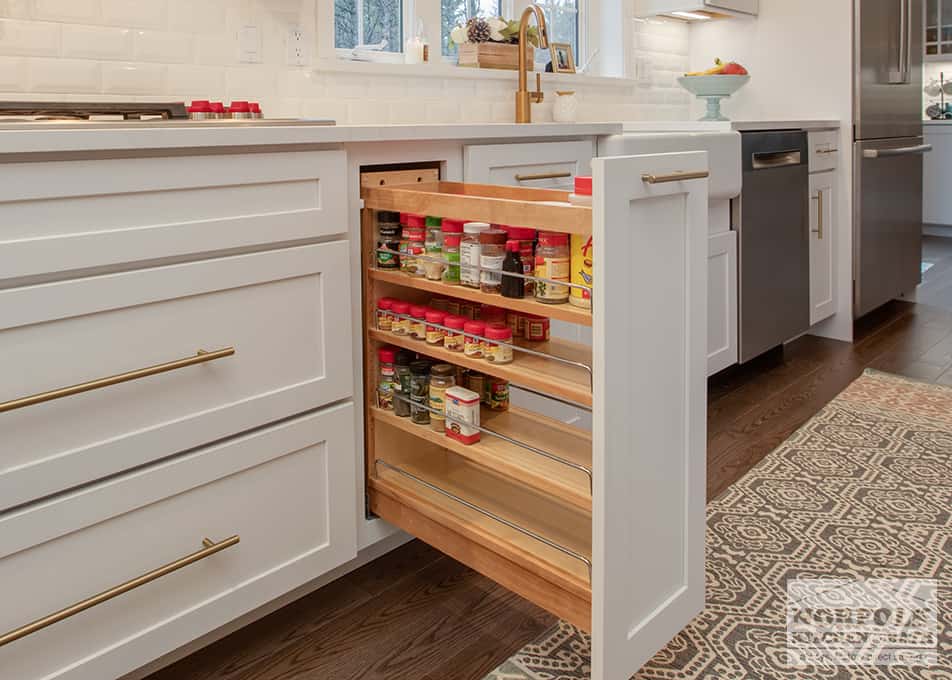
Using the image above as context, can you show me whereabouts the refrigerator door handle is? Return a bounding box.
[863,144,932,159]
[900,0,912,82]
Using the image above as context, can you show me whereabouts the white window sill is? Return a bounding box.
[314,57,636,87]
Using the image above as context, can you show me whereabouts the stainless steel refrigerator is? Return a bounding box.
[854,0,931,318]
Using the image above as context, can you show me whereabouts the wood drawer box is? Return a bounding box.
[0,149,346,284]
[0,405,356,680]
[808,130,840,172]
[0,242,353,511]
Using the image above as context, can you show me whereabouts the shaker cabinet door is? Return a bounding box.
[590,152,708,679]
[810,172,836,325]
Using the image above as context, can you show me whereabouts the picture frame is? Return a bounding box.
[550,42,576,74]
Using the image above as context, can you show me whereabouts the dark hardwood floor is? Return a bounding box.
[149,250,952,680]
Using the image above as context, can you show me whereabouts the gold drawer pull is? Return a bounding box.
[0,535,240,648]
[641,170,710,184]
[514,171,572,182]
[0,347,235,414]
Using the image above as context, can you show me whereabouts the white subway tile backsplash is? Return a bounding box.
[30,56,100,92]
[0,19,59,56]
[0,55,27,89]
[62,24,131,60]
[33,0,100,24]
[133,29,192,63]
[100,0,166,29]
[0,0,690,123]
[101,61,164,94]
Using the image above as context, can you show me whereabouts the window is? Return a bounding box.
[441,0,502,57]
[534,0,579,69]
[335,0,403,53]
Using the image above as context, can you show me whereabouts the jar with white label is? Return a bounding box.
[479,229,508,295]
[460,222,490,288]
[534,232,571,304]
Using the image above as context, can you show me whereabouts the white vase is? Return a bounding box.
[553,91,578,122]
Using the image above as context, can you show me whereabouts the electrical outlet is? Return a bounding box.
[287,26,309,66]
[239,25,261,63]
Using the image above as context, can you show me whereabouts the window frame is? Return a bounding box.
[320,0,599,74]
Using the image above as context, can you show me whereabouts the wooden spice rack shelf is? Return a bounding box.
[368,328,593,407]
[371,406,592,512]
[368,268,592,326]
[361,181,592,235]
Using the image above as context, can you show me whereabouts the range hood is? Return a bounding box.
[634,0,758,19]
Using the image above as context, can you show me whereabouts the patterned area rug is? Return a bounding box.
[484,370,952,679]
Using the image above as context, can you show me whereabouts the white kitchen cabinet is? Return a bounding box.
[0,405,356,680]
[634,0,758,18]
[360,151,707,679]
[0,150,347,283]
[809,171,836,325]
[708,230,738,375]
[924,125,952,225]
[926,0,952,59]
[463,140,595,190]
[0,242,353,511]
[808,130,840,172]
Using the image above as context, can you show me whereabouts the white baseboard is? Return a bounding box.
[122,531,413,680]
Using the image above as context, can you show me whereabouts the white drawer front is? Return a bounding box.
[464,140,594,190]
[0,405,356,680]
[0,149,346,283]
[0,242,353,510]
[808,130,839,172]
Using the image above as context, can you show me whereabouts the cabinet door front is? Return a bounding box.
[810,172,836,325]
[591,152,708,679]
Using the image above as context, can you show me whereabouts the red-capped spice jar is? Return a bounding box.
[391,300,410,335]
[409,304,428,340]
[187,100,212,119]
[210,102,225,119]
[535,231,571,303]
[483,323,514,364]
[376,297,396,331]
[523,313,550,342]
[503,226,537,296]
[444,315,466,352]
[463,320,486,357]
[249,102,262,119]
[480,305,507,326]
[228,101,252,119]
[425,309,447,345]
[377,346,397,410]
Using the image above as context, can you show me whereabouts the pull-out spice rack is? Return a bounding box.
[361,171,595,628]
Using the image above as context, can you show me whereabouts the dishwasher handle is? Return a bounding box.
[863,144,932,159]
[751,149,802,170]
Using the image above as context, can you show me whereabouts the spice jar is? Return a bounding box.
[501,240,526,298]
[409,304,428,340]
[377,346,397,410]
[466,371,487,404]
[442,235,461,285]
[534,231,571,303]
[403,217,427,277]
[460,222,490,288]
[409,361,431,425]
[568,176,593,308]
[428,363,456,433]
[459,301,478,320]
[425,309,446,345]
[480,305,507,326]
[463,320,486,357]
[479,229,508,294]
[488,377,510,411]
[376,297,395,331]
[445,386,481,444]
[506,311,524,337]
[504,227,536,296]
[393,349,414,417]
[444,315,466,352]
[424,216,444,281]
[376,211,401,269]
[390,300,410,335]
[523,314,551,342]
[483,323,514,364]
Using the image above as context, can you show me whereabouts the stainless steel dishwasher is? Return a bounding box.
[733,130,810,363]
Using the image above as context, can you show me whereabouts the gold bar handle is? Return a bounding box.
[0,347,235,414]
[812,191,823,239]
[641,170,710,184]
[514,171,572,182]
[0,535,240,648]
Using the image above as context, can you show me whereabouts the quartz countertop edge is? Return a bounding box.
[622,120,841,133]
[0,121,625,155]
